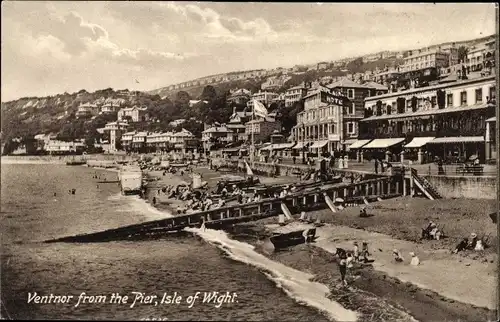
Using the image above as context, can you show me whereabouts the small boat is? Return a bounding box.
[269,228,317,250]
[66,156,86,166]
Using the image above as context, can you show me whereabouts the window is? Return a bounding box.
[444,94,454,108]
[475,88,483,103]
[348,122,355,134]
[460,91,467,106]
[489,86,496,101]
[347,89,354,98]
[431,96,437,108]
[349,102,355,115]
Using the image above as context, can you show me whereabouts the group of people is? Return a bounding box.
[374,159,392,174]
[452,232,486,253]
[421,221,443,240]
[335,241,371,286]
[392,249,420,266]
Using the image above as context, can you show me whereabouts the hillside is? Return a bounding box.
[0,87,232,144]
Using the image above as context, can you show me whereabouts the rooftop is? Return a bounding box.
[365,74,495,101]
[328,78,370,89]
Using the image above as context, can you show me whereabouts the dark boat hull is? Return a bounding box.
[270,228,317,250]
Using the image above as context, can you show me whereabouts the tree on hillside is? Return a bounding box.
[199,85,217,101]
[346,57,364,73]
[458,46,469,63]
[275,100,302,135]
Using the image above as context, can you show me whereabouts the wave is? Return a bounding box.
[185,227,358,322]
[108,193,173,220]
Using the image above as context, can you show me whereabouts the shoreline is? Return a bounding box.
[143,165,497,320]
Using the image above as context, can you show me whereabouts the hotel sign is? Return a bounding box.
[321,91,345,106]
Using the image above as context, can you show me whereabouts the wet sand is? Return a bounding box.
[140,165,498,320]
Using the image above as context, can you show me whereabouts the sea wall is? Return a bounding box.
[421,174,497,199]
[211,158,388,180]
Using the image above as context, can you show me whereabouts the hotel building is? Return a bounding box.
[326,78,389,148]
[291,87,349,156]
[357,74,496,164]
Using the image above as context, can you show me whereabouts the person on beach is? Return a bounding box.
[292,156,296,164]
[359,206,368,218]
[152,197,156,205]
[353,242,360,261]
[339,254,348,286]
[346,252,354,270]
[393,249,404,262]
[467,233,478,249]
[410,252,420,266]
[452,237,470,254]
[361,242,370,262]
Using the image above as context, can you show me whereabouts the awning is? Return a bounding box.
[342,139,357,145]
[362,138,405,149]
[404,137,435,148]
[309,140,329,149]
[260,144,273,151]
[348,139,372,149]
[427,136,485,144]
[222,148,239,152]
[293,142,310,149]
[273,143,296,150]
[486,117,496,122]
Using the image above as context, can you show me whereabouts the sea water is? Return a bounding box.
[1,164,340,321]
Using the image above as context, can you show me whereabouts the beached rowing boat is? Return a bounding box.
[269,228,317,250]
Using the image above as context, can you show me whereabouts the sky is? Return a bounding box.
[1,2,496,102]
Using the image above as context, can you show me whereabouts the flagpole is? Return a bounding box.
[251,101,255,164]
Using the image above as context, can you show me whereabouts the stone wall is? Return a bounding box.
[211,158,387,180]
[421,174,497,199]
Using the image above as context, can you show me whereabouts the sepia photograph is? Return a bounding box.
[1,2,499,321]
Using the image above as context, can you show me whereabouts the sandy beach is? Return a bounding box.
[138,163,497,320]
[80,159,498,321]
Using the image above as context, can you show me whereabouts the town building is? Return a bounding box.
[103,121,129,153]
[45,140,85,155]
[188,100,208,108]
[327,78,389,148]
[358,74,496,164]
[202,125,234,152]
[362,53,382,63]
[227,110,253,143]
[285,84,308,107]
[117,106,149,122]
[399,47,451,73]
[169,119,186,127]
[121,131,136,151]
[261,75,291,91]
[131,132,148,152]
[291,87,349,157]
[464,40,496,72]
[100,102,119,114]
[171,129,199,153]
[259,130,296,159]
[227,88,251,106]
[76,102,98,118]
[247,91,279,109]
[317,62,330,70]
[372,68,400,87]
[245,117,281,144]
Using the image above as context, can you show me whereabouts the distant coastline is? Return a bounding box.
[1,154,137,165]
